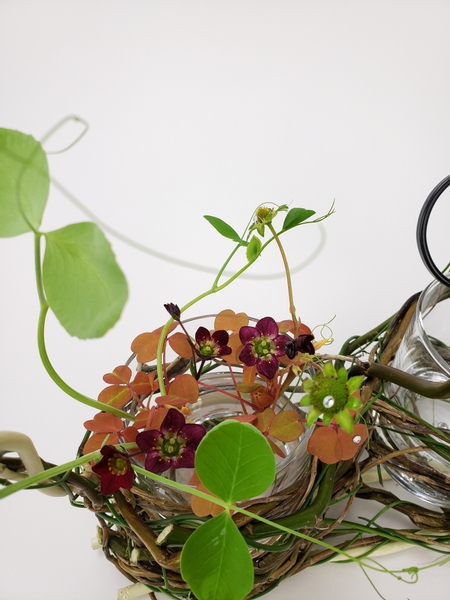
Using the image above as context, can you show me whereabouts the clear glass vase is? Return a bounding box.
[135,371,312,508]
[381,277,450,506]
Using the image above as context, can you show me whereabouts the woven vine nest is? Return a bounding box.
[74,294,450,599]
[90,456,362,598]
[79,295,450,598]
[79,372,362,596]
[4,296,450,598]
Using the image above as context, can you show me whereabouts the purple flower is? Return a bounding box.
[195,327,232,358]
[135,408,206,474]
[285,334,316,359]
[238,316,288,380]
[92,445,134,495]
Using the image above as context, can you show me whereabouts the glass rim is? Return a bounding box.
[417,275,450,377]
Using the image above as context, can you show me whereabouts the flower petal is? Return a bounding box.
[299,393,311,406]
[306,405,321,428]
[211,329,229,346]
[295,334,315,355]
[323,362,337,378]
[180,423,207,447]
[239,344,257,366]
[256,356,278,379]
[171,446,196,469]
[347,375,365,396]
[239,325,260,344]
[217,345,232,357]
[144,451,170,474]
[256,316,278,337]
[195,326,211,345]
[135,429,161,453]
[337,367,348,383]
[273,334,288,356]
[335,409,354,434]
[160,407,186,435]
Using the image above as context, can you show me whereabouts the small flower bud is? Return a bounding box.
[295,334,315,355]
[285,334,315,359]
[164,303,181,321]
[255,206,276,224]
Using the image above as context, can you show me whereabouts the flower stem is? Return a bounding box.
[37,305,132,419]
[34,234,131,420]
[156,235,279,394]
[268,223,299,336]
[34,233,47,306]
[247,463,336,538]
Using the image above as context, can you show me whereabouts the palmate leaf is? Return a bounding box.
[42,222,128,338]
[181,421,276,599]
[181,511,253,600]
[0,128,49,237]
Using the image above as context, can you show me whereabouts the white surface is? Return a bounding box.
[1,1,450,599]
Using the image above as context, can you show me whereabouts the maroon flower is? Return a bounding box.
[239,316,288,379]
[285,334,316,359]
[136,408,206,474]
[194,327,232,358]
[92,445,134,495]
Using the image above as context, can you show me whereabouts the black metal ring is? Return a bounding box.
[416,174,450,287]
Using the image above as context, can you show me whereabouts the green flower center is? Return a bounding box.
[199,341,216,356]
[253,336,274,359]
[309,378,349,414]
[108,455,128,476]
[162,436,182,457]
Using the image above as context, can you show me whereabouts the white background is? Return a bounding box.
[1,1,450,599]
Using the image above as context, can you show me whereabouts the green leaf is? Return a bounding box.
[195,420,275,503]
[204,215,245,244]
[282,207,316,232]
[245,235,262,263]
[42,222,128,338]
[181,511,253,600]
[0,128,49,237]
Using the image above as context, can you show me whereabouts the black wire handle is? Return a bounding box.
[416,174,450,287]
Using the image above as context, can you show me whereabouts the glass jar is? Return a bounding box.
[135,370,312,507]
[381,277,450,506]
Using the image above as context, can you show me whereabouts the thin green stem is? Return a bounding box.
[34,233,47,306]
[33,233,131,419]
[0,450,103,499]
[156,234,279,394]
[37,304,132,419]
[339,315,392,357]
[0,447,418,571]
[268,223,298,334]
[211,243,242,288]
[130,465,369,564]
[248,464,336,538]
